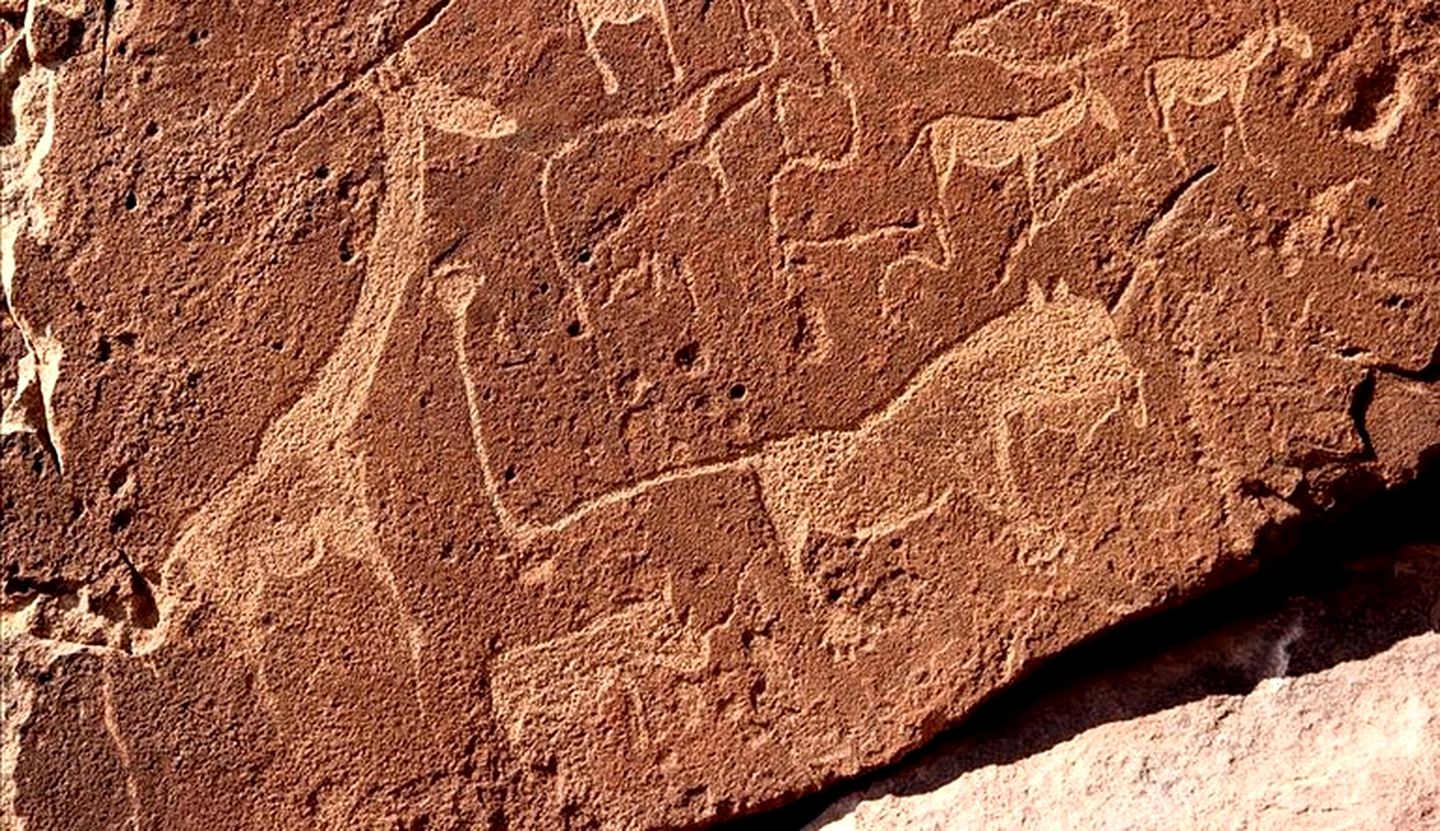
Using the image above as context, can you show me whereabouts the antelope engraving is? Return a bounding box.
[927,79,1118,230]
[1146,12,1312,162]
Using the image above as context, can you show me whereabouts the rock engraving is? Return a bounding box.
[4,0,1438,828]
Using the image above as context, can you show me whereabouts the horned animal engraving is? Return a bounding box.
[1146,15,1312,162]
[575,0,685,94]
[927,80,1118,229]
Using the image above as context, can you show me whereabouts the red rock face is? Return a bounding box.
[2,0,1437,828]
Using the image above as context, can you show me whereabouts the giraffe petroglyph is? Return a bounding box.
[136,32,518,734]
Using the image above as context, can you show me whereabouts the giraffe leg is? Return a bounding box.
[1229,83,1266,168]
[1161,98,1189,167]
[656,3,685,86]
[583,26,621,94]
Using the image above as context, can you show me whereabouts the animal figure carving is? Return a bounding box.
[474,284,1145,780]
[949,0,1132,78]
[923,0,1130,298]
[490,593,711,754]
[756,282,1144,579]
[137,40,518,668]
[440,273,1143,598]
[927,80,1118,229]
[1146,13,1312,162]
[574,0,685,94]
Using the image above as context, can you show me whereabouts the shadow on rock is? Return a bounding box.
[721,460,1440,830]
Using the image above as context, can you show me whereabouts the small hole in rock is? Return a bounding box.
[674,341,699,370]
[565,320,583,338]
[339,241,354,263]
[728,383,747,400]
[143,121,159,138]
[502,465,516,482]
[109,508,134,533]
[269,340,284,352]
[123,191,137,211]
[576,248,592,265]
[128,577,160,629]
[889,538,903,549]
[1341,63,1399,132]
[116,42,127,56]
[314,164,329,180]
[1366,195,1383,210]
[96,337,112,363]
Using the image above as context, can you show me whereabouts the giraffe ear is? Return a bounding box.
[1088,88,1120,132]
[1277,22,1314,60]
[1026,277,1048,309]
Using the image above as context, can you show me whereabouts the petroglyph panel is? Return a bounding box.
[4,0,1439,828]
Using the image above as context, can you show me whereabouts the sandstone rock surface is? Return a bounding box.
[807,543,1440,831]
[810,633,1440,831]
[3,0,1439,828]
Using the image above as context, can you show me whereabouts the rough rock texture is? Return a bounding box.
[810,635,1440,830]
[2,0,1439,828]
[807,544,1440,831]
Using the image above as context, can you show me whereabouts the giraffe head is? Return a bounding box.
[1274,19,1314,60]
